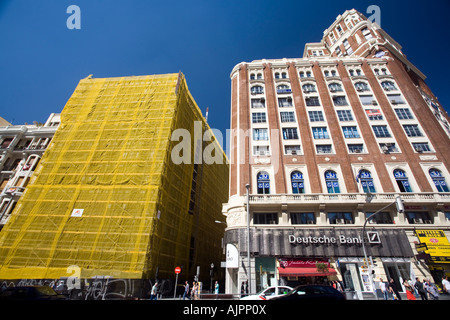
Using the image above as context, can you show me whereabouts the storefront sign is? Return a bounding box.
[415,229,450,263]
[288,234,363,245]
[226,244,239,268]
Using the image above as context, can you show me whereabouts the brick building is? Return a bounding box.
[222,9,450,298]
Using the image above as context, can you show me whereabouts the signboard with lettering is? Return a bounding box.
[415,230,450,263]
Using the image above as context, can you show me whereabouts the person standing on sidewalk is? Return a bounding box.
[442,276,450,295]
[414,277,428,300]
[388,278,402,300]
[150,281,158,300]
[183,281,190,300]
[379,278,389,300]
[425,279,439,300]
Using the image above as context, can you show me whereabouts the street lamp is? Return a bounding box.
[245,183,251,295]
[361,196,404,299]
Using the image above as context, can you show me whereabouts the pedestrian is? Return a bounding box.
[388,278,402,300]
[424,279,439,300]
[214,281,219,294]
[403,279,416,300]
[442,276,450,295]
[191,281,197,300]
[150,281,158,300]
[183,281,190,300]
[240,280,248,298]
[379,278,389,300]
[414,277,428,300]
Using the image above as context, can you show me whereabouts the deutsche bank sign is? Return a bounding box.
[288,231,381,246]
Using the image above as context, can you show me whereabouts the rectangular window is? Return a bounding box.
[291,213,316,225]
[333,96,348,106]
[253,128,268,141]
[359,95,376,106]
[308,111,324,122]
[252,112,266,123]
[278,97,293,107]
[412,142,431,152]
[372,125,391,138]
[305,96,320,106]
[253,213,278,225]
[337,110,353,121]
[312,127,329,139]
[285,145,301,155]
[316,144,332,154]
[342,126,360,138]
[253,145,270,156]
[348,144,364,153]
[365,212,393,224]
[280,111,295,123]
[379,143,398,153]
[403,124,422,137]
[361,27,373,40]
[282,128,299,140]
[365,109,383,120]
[405,212,433,224]
[387,94,406,105]
[395,108,414,120]
[328,212,354,224]
[251,98,265,108]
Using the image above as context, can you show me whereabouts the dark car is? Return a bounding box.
[0,286,68,300]
[271,285,346,301]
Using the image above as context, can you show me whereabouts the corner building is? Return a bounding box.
[0,73,228,297]
[223,9,450,298]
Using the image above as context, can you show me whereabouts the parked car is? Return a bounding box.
[270,285,345,301]
[240,286,293,300]
[0,286,68,300]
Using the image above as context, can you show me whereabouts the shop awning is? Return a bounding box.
[278,267,337,277]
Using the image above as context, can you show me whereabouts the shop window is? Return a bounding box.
[325,170,340,193]
[429,168,449,192]
[257,171,270,194]
[253,213,278,224]
[291,171,304,194]
[328,212,353,224]
[393,169,413,192]
[357,169,376,193]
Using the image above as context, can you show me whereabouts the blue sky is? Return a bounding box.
[1,0,449,137]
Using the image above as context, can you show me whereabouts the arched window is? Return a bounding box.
[274,72,280,79]
[302,83,316,93]
[393,169,412,192]
[325,170,340,193]
[251,85,264,95]
[357,169,376,193]
[291,171,304,194]
[354,81,369,92]
[381,81,397,91]
[328,83,343,92]
[250,73,255,80]
[429,168,449,192]
[257,171,270,194]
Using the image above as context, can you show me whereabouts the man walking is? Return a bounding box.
[388,278,402,300]
[183,281,190,300]
[414,277,428,300]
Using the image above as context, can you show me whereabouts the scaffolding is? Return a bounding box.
[0,73,228,281]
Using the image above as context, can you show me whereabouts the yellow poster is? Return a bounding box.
[415,230,450,263]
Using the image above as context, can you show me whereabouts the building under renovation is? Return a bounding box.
[0,73,228,297]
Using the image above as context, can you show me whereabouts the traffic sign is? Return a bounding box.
[175,266,181,274]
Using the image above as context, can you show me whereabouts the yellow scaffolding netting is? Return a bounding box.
[0,73,228,280]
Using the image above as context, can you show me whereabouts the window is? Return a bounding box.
[299,71,305,78]
[387,94,405,104]
[325,170,340,193]
[361,27,373,40]
[274,72,280,79]
[253,145,270,156]
[355,82,369,92]
[365,212,393,224]
[305,96,321,106]
[291,212,315,224]
[343,39,353,55]
[251,86,264,95]
[251,98,265,108]
[280,111,295,123]
[302,84,316,93]
[395,108,413,120]
[429,168,449,192]
[342,126,360,138]
[308,111,324,122]
[282,72,287,79]
[372,125,391,137]
[403,124,422,137]
[285,145,301,155]
[337,110,353,121]
[412,142,431,153]
[405,212,432,224]
[328,83,343,92]
[328,212,353,224]
[312,127,329,139]
[360,95,376,106]
[380,143,398,153]
[357,169,376,193]
[365,109,383,120]
[254,213,278,224]
[316,145,332,154]
[381,81,397,91]
[253,128,268,141]
[257,171,270,194]
[250,73,255,80]
[348,144,364,153]
[277,85,291,94]
[252,112,266,123]
[332,96,348,106]
[393,169,413,192]
[324,70,330,77]
[278,97,293,107]
[282,128,299,140]
[291,171,305,194]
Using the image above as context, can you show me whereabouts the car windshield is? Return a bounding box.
[35,286,58,296]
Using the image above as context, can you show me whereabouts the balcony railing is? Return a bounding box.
[249,192,450,205]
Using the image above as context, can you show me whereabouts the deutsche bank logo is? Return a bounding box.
[367,231,381,244]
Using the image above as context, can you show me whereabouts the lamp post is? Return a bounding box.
[245,183,251,295]
[361,196,404,299]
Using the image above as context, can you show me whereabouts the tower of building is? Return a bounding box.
[223,9,450,298]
